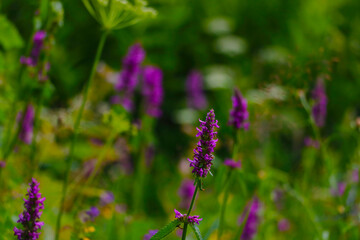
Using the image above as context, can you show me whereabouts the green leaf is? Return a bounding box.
[0,15,24,50]
[150,219,181,240]
[204,219,219,240]
[190,224,203,240]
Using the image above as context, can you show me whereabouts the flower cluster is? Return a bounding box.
[20,31,46,67]
[228,89,249,130]
[13,178,45,240]
[115,43,145,110]
[186,70,207,110]
[142,66,164,117]
[18,104,35,145]
[189,109,219,178]
[311,79,327,127]
[174,209,202,225]
[239,197,261,240]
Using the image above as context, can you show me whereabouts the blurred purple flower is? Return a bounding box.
[100,191,114,206]
[115,204,127,214]
[142,66,163,117]
[352,169,359,183]
[304,137,319,149]
[224,159,242,169]
[174,209,202,225]
[82,207,100,222]
[228,88,249,130]
[278,218,290,232]
[17,104,35,145]
[189,109,219,178]
[272,189,284,210]
[143,229,158,240]
[331,182,346,197]
[311,78,327,128]
[178,179,196,209]
[115,43,145,110]
[239,197,261,240]
[186,70,207,110]
[20,31,46,67]
[0,161,6,168]
[145,145,156,167]
[14,178,45,240]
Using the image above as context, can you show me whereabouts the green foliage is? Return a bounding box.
[0,15,23,50]
[190,223,203,240]
[150,219,181,240]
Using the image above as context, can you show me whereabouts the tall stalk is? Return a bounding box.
[182,182,199,240]
[54,30,109,240]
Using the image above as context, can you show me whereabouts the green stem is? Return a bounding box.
[182,182,199,240]
[218,170,232,240]
[54,30,109,240]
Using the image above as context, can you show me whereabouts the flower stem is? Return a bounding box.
[54,30,109,240]
[218,170,232,240]
[182,182,199,240]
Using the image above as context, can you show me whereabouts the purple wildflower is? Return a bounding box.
[228,89,249,130]
[178,180,196,209]
[142,66,164,117]
[85,206,100,221]
[174,209,202,225]
[100,191,115,206]
[17,104,35,145]
[352,169,359,183]
[189,109,219,178]
[278,218,290,232]
[115,43,145,111]
[20,31,46,67]
[311,79,327,127]
[224,158,242,169]
[186,70,207,110]
[143,229,158,240]
[13,178,45,240]
[304,137,319,149]
[0,160,6,168]
[239,197,261,240]
[331,182,346,197]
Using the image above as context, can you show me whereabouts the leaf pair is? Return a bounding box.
[150,219,203,240]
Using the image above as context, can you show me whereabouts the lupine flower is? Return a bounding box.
[228,89,249,130]
[174,209,202,225]
[143,229,158,240]
[224,158,242,169]
[18,104,35,145]
[85,207,100,222]
[189,109,219,178]
[331,182,346,197]
[304,137,319,149]
[142,66,163,117]
[278,218,290,232]
[115,43,145,110]
[178,179,196,209]
[186,70,207,110]
[20,31,46,67]
[239,197,261,240]
[13,178,45,240]
[311,79,327,127]
[100,191,115,206]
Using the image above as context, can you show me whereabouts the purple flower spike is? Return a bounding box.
[224,159,242,169]
[228,89,249,130]
[143,229,158,240]
[186,70,207,110]
[17,104,35,145]
[178,180,196,209]
[311,78,327,128]
[189,109,219,178]
[115,43,145,111]
[331,182,346,197]
[239,197,261,240]
[174,209,202,225]
[14,178,45,240]
[20,31,46,67]
[304,137,319,149]
[352,168,359,183]
[142,66,164,118]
